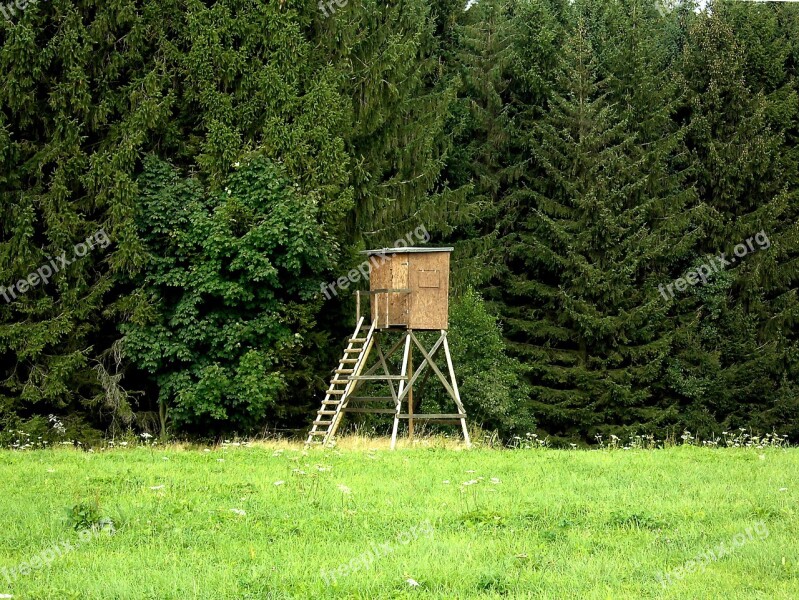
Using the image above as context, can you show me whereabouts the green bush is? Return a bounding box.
[427,287,535,439]
[122,156,336,436]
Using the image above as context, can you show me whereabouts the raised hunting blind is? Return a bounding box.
[306,247,470,449]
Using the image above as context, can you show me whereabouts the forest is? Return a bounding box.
[1,0,797,446]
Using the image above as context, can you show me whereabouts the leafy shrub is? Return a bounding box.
[425,287,534,439]
[122,156,336,435]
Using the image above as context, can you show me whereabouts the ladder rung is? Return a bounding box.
[348,397,395,402]
[317,410,337,415]
[397,413,466,420]
[313,420,333,426]
[309,430,327,435]
[344,349,362,353]
[343,408,398,414]
[322,400,341,405]
[341,359,358,364]
[349,375,408,381]
[335,369,354,374]
[330,379,349,385]
[349,338,367,343]
[326,390,346,395]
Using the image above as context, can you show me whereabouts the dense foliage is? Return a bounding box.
[1,0,797,443]
[123,156,336,436]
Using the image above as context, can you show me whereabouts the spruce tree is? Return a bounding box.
[670,3,799,436]
[499,17,694,441]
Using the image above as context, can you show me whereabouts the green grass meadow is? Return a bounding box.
[1,442,798,599]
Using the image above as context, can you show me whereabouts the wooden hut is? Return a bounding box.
[306,246,470,449]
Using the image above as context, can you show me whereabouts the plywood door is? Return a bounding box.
[409,252,450,330]
[369,255,391,326]
[390,256,410,326]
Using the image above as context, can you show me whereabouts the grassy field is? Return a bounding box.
[0,439,797,599]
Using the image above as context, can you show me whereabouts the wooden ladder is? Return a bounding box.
[305,317,377,446]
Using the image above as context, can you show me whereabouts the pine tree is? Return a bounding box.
[437,0,518,287]
[499,17,695,441]
[669,3,799,436]
[0,0,355,437]
[0,0,164,438]
[315,0,469,246]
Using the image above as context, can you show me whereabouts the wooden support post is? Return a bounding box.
[408,335,414,442]
[443,332,471,448]
[390,332,412,450]
[355,290,361,325]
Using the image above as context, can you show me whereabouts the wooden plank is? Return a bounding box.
[343,408,398,414]
[391,333,412,450]
[390,256,410,327]
[369,256,391,325]
[443,333,471,448]
[397,414,466,419]
[347,396,395,402]
[348,375,408,381]
[410,332,456,400]
[373,335,399,406]
[408,251,450,330]
[394,333,446,403]
[408,343,414,441]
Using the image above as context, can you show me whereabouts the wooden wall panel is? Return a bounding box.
[367,250,451,330]
[369,253,391,325]
[389,255,410,326]
[408,252,449,330]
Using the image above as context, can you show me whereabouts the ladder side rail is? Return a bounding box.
[305,316,365,445]
[324,318,377,444]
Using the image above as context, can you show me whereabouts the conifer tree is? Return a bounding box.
[316,0,469,247]
[669,3,799,436]
[499,17,695,441]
